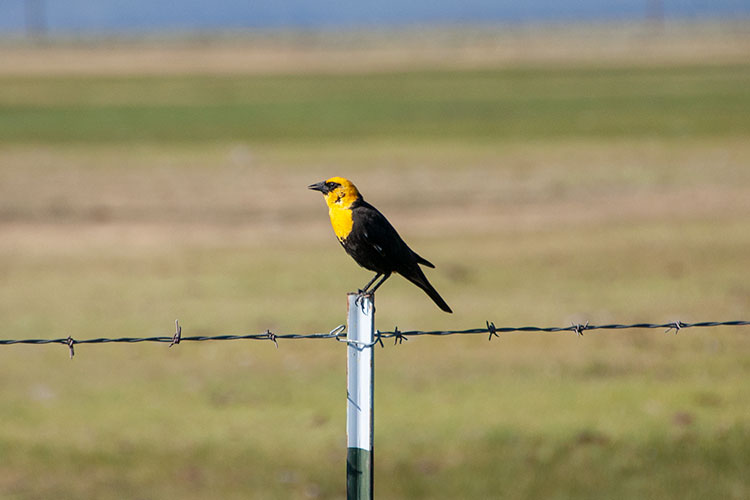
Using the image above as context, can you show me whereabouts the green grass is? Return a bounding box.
[1,64,749,143]
[0,55,749,499]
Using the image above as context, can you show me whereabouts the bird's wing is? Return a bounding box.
[360,228,385,256]
[354,201,422,268]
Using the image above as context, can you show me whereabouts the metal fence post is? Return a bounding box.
[346,293,374,500]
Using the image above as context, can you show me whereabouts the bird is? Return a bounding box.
[308,176,452,313]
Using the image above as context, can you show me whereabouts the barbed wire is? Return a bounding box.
[0,319,747,358]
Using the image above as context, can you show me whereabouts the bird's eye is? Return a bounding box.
[326,182,340,191]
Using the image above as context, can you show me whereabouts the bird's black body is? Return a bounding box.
[344,199,452,313]
[309,177,452,313]
[342,198,432,275]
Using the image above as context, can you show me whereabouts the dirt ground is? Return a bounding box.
[1,21,749,76]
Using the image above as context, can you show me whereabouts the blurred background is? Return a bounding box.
[1,1,749,499]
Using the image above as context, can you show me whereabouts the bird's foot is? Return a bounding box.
[354,290,374,313]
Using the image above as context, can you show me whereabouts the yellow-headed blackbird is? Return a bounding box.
[309,177,452,313]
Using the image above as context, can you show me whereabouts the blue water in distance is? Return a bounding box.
[1,0,748,34]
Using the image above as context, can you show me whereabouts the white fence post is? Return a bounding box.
[346,293,375,500]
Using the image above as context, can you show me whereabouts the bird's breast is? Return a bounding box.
[328,206,354,242]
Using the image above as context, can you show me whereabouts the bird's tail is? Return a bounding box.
[402,267,453,313]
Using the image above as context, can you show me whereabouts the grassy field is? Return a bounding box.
[1,25,749,499]
[1,64,750,143]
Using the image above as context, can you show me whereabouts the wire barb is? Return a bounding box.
[665,321,684,335]
[487,321,499,341]
[66,335,75,359]
[170,319,182,347]
[571,321,589,337]
[265,330,278,349]
[392,326,409,345]
[374,331,385,349]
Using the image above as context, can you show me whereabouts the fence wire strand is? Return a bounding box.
[0,320,747,357]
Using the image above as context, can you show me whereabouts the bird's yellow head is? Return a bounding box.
[308,177,362,209]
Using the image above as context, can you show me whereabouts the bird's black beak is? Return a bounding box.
[308,181,329,194]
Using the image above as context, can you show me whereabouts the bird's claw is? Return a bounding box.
[354,290,373,313]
